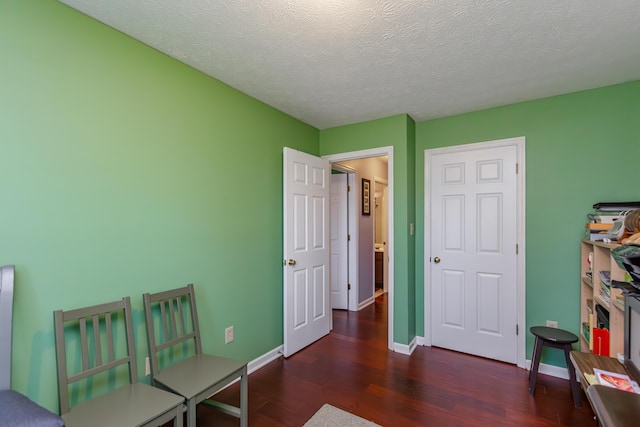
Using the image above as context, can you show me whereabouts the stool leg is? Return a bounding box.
[529,337,544,394]
[563,345,581,407]
[528,336,539,383]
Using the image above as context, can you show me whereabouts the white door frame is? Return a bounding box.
[423,137,526,368]
[324,146,395,351]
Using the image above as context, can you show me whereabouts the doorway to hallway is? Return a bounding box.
[325,146,394,351]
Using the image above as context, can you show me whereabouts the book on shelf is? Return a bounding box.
[586,223,614,231]
[593,368,640,393]
[585,231,618,242]
[594,215,623,224]
[582,322,590,342]
[599,270,611,286]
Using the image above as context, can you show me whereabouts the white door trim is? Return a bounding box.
[324,146,395,351]
[423,137,526,368]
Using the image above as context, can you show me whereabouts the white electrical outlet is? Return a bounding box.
[145,357,151,376]
[546,320,558,328]
[225,326,234,344]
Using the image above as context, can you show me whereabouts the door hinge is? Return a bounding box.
[347,234,351,241]
[516,324,519,335]
[348,283,351,290]
[516,163,519,174]
[516,243,519,254]
[347,185,351,192]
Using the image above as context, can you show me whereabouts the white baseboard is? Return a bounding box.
[358,296,375,310]
[525,359,570,380]
[248,345,284,375]
[412,336,570,380]
[393,336,417,355]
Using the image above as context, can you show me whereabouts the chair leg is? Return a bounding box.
[240,366,248,427]
[529,337,544,394]
[187,399,197,427]
[174,405,183,427]
[563,345,581,407]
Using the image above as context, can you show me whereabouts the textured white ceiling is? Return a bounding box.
[58,0,640,129]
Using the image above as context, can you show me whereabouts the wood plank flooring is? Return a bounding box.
[196,294,596,426]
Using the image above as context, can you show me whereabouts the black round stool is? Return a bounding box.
[529,326,581,407]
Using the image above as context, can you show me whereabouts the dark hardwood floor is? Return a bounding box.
[197,294,596,426]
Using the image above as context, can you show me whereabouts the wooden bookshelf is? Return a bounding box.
[580,239,626,356]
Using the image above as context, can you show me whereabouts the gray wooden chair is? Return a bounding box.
[143,284,248,427]
[54,296,185,427]
[0,264,65,427]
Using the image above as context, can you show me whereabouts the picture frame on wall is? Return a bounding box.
[362,178,370,216]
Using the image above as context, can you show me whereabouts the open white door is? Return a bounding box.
[283,147,331,357]
[330,174,348,309]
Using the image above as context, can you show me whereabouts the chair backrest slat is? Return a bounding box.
[176,297,186,337]
[79,318,90,371]
[168,298,178,340]
[160,300,169,342]
[93,314,102,366]
[67,357,128,383]
[105,313,115,362]
[155,332,198,352]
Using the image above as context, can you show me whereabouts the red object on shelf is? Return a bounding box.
[593,328,610,356]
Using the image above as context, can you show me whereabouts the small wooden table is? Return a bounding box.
[570,351,640,427]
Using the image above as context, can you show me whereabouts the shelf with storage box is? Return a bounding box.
[580,239,626,356]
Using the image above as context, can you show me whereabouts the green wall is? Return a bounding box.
[1,0,318,411]
[415,81,640,366]
[319,114,416,344]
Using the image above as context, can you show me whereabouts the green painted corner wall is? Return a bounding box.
[1,0,318,411]
[415,81,640,367]
[319,115,417,344]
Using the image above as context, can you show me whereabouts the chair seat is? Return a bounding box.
[61,383,184,427]
[155,354,247,400]
[587,384,640,427]
[0,389,64,427]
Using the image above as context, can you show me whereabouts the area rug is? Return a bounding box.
[303,404,381,427]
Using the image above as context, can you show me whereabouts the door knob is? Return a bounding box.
[433,257,441,263]
[288,259,297,266]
